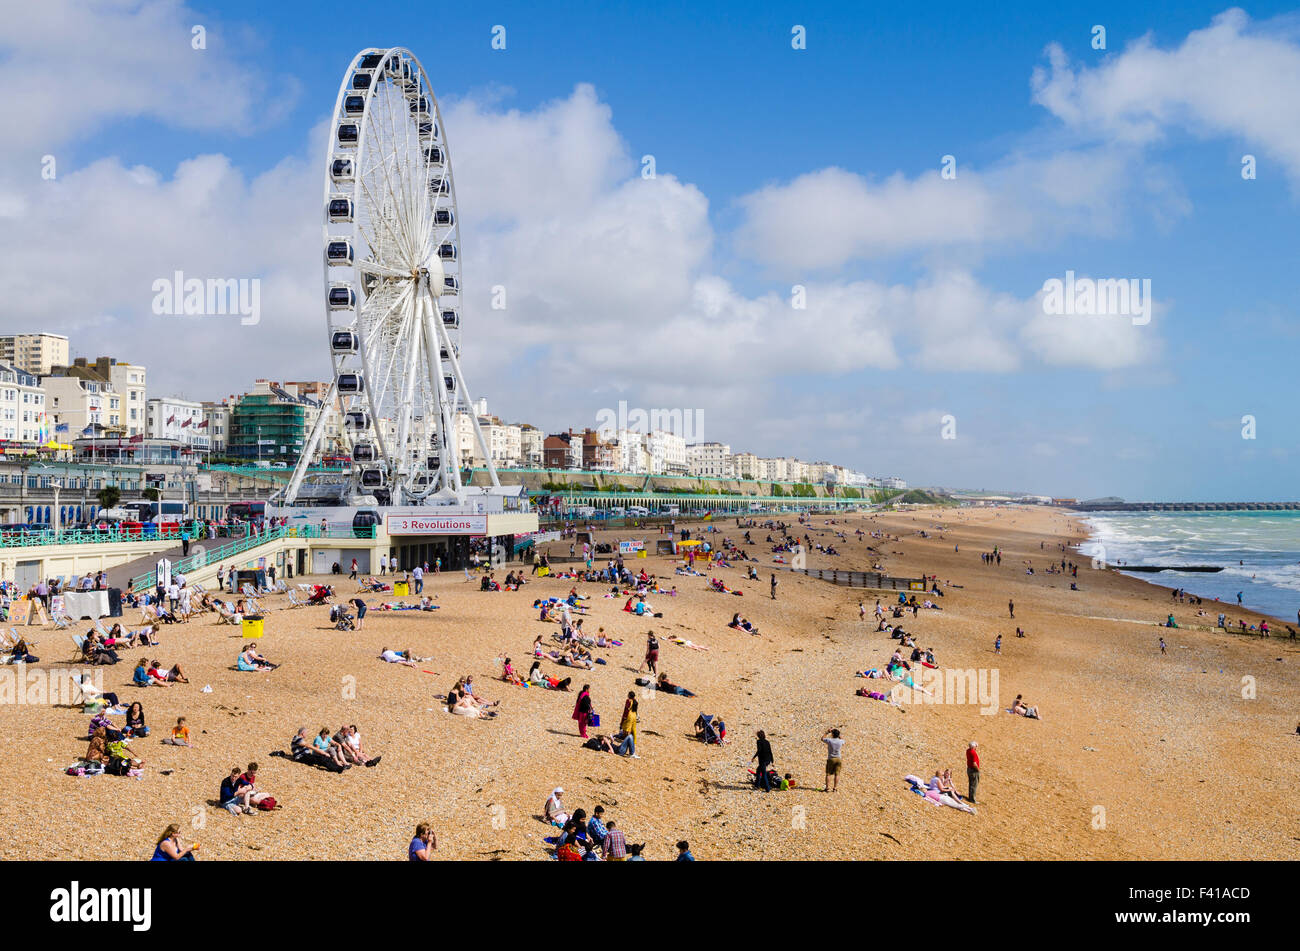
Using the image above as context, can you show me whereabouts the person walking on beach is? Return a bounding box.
[573,684,593,738]
[1159,637,1167,655]
[1236,591,1243,606]
[994,635,1002,655]
[966,741,980,804]
[752,730,775,792]
[1008,599,1015,619]
[638,631,660,674]
[822,728,844,792]
[349,558,358,580]
[770,574,777,600]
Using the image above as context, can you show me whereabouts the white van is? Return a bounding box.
[664,505,680,516]
[609,506,626,517]
[628,505,651,517]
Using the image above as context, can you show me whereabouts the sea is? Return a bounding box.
[1076,511,1300,623]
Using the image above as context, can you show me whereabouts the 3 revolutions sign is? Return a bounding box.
[386,514,488,536]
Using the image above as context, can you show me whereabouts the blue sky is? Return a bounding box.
[3,1,1298,499]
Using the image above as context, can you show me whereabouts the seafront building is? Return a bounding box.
[0,333,69,376]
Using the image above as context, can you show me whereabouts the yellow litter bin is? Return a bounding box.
[242,616,264,639]
[393,582,409,596]
[636,550,648,558]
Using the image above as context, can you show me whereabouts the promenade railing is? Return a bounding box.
[128,524,376,591]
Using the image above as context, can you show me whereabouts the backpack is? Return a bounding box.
[256,796,277,810]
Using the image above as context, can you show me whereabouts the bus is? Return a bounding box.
[127,499,189,524]
[226,500,267,525]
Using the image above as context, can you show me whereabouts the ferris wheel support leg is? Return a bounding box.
[284,377,338,505]
[426,283,499,488]
[418,283,464,495]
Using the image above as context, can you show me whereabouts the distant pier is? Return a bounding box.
[1069,502,1300,513]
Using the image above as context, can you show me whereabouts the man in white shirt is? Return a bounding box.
[412,564,424,594]
[379,554,388,576]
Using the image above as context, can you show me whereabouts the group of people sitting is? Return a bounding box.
[904,772,976,813]
[728,613,759,635]
[446,675,499,718]
[218,762,279,813]
[132,656,189,686]
[236,645,276,671]
[543,794,644,861]
[278,725,381,773]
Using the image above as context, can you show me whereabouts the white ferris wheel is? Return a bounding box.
[285,46,498,507]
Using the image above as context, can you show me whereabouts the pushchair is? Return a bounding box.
[330,605,356,631]
[694,713,725,745]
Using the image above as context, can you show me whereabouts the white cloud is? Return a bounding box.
[0,0,298,155]
[1032,8,1300,182]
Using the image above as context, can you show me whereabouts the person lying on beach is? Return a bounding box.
[237,646,277,671]
[1010,695,1042,719]
[380,648,419,668]
[527,661,572,690]
[856,687,902,707]
[633,672,696,697]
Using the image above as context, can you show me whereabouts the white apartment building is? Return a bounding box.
[147,397,208,448]
[0,333,69,376]
[880,476,908,489]
[479,417,522,468]
[729,452,759,480]
[611,429,645,473]
[758,457,788,482]
[518,425,544,468]
[0,363,46,444]
[452,411,486,467]
[687,442,732,478]
[107,361,147,437]
[645,429,687,474]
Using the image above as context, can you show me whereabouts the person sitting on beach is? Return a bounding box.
[236,763,277,809]
[163,717,190,746]
[334,724,380,767]
[238,645,277,671]
[148,659,188,684]
[132,658,155,687]
[501,656,523,684]
[151,824,198,861]
[544,787,569,826]
[125,701,149,737]
[82,632,119,666]
[380,648,418,668]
